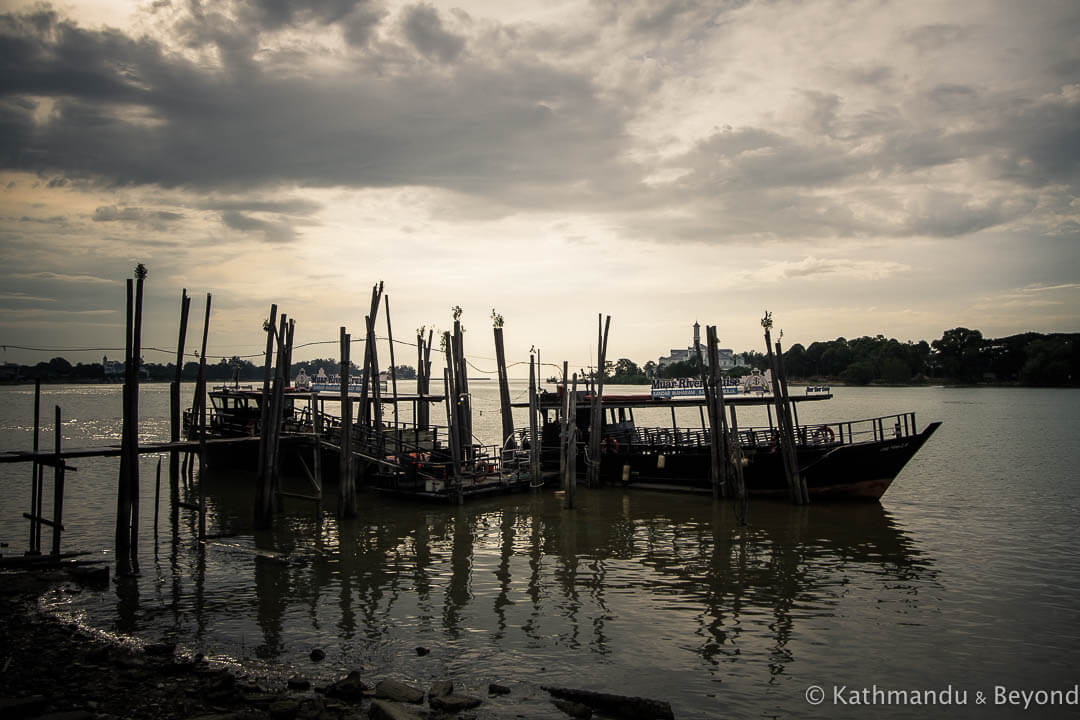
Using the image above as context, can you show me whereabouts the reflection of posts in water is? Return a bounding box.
[114,574,140,635]
[167,519,183,635]
[412,512,434,633]
[493,509,515,639]
[556,504,582,649]
[442,509,474,638]
[523,505,544,643]
[254,549,287,659]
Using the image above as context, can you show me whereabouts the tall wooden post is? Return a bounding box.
[559,360,568,489]
[775,341,808,504]
[365,312,384,456]
[493,322,515,449]
[128,271,146,567]
[338,328,356,518]
[268,314,288,511]
[51,405,65,556]
[587,314,611,487]
[528,355,539,488]
[115,279,133,576]
[443,367,464,504]
[254,304,278,528]
[385,296,400,430]
[697,328,721,500]
[563,373,579,510]
[310,391,323,508]
[358,283,383,434]
[170,290,190,529]
[763,313,805,504]
[443,331,461,459]
[28,379,41,553]
[728,404,748,519]
[195,293,212,538]
[451,316,471,458]
[420,329,433,429]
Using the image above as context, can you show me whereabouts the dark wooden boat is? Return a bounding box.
[184,384,532,501]
[513,386,940,501]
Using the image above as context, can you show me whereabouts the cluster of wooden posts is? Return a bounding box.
[761,313,809,504]
[7,265,822,569]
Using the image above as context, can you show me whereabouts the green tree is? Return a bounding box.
[932,327,986,382]
[611,358,648,384]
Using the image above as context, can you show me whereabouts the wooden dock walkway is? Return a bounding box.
[0,434,309,465]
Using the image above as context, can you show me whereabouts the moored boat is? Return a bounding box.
[512,377,939,501]
[184,383,531,502]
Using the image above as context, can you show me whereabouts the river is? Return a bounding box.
[1,382,1078,718]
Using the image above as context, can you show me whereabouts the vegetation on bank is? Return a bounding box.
[595,328,1078,387]
[3,328,1077,387]
[1,355,417,384]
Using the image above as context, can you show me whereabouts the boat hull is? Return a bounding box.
[583,422,941,501]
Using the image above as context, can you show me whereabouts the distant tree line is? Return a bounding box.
[581,328,1078,387]
[4,329,1076,387]
[1,355,417,384]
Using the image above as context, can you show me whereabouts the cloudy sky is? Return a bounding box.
[1,0,1077,374]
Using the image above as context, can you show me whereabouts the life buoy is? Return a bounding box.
[811,425,835,444]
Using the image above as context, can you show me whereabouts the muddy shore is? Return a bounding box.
[0,571,673,720]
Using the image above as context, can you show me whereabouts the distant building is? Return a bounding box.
[103,355,150,379]
[658,322,744,370]
[103,355,125,379]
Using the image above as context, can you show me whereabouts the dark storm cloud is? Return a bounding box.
[401,3,465,63]
[93,205,184,223]
[220,209,297,243]
[1,1,1077,246]
[0,5,629,203]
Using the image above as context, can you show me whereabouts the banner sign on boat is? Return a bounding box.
[651,378,705,399]
[650,371,773,399]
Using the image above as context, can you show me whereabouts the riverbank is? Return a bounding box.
[0,570,674,720]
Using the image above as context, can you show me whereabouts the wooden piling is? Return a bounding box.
[196,293,212,538]
[442,367,464,504]
[763,314,806,504]
[254,304,278,529]
[563,373,579,510]
[267,314,289,512]
[452,318,471,457]
[528,355,539,488]
[559,360,568,489]
[420,329,433,430]
[586,315,611,488]
[338,328,356,518]
[51,405,64,556]
[28,379,41,553]
[115,277,136,575]
[493,322,515,449]
[153,457,161,536]
[310,391,323,507]
[358,283,383,433]
[774,340,808,504]
[697,327,721,500]
[384,296,400,432]
[365,312,384,458]
[170,290,190,527]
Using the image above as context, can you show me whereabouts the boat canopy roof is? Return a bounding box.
[209,385,447,403]
[512,388,832,410]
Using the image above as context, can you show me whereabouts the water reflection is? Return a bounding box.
[88,473,935,713]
